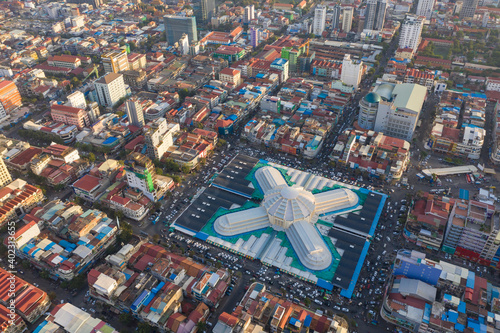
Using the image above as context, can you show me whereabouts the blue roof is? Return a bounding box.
[364,92,381,104]
[195,232,210,241]
[289,318,298,326]
[102,137,119,145]
[303,315,312,327]
[131,290,149,311]
[458,301,466,313]
[467,271,475,289]
[33,321,48,333]
[316,278,333,290]
[448,310,459,323]
[271,58,287,66]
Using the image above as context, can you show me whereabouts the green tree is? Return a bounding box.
[196,322,207,332]
[153,234,160,243]
[164,158,180,172]
[87,152,96,163]
[48,291,57,301]
[118,221,133,244]
[181,164,191,174]
[217,138,227,148]
[155,167,163,175]
[304,298,311,307]
[40,270,50,279]
[119,313,135,325]
[137,323,156,333]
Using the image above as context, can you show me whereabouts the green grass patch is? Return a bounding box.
[434,45,450,59]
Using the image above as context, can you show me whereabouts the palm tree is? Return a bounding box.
[196,321,207,332]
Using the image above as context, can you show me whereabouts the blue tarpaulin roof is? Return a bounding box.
[467,271,475,289]
[303,315,312,327]
[458,301,466,313]
[459,189,470,200]
[448,310,459,323]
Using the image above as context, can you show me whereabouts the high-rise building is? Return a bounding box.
[94,73,127,107]
[0,80,21,116]
[460,0,479,19]
[342,7,354,32]
[164,16,198,45]
[415,0,435,19]
[250,27,261,48]
[86,102,100,123]
[66,91,87,110]
[443,199,499,262]
[0,159,12,189]
[313,5,327,36]
[482,11,489,27]
[374,0,387,30]
[124,152,161,201]
[399,15,424,52]
[125,99,144,127]
[341,54,363,89]
[201,0,216,22]
[364,0,387,31]
[364,0,377,30]
[332,4,341,30]
[102,49,129,73]
[179,34,190,55]
[244,5,255,23]
[144,118,180,160]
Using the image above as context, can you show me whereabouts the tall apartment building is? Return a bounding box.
[94,73,127,107]
[332,4,341,30]
[164,16,198,45]
[102,49,129,74]
[460,0,479,19]
[66,90,87,110]
[124,152,172,201]
[364,0,387,31]
[0,159,11,189]
[443,200,499,264]
[358,83,427,141]
[125,99,144,127]
[250,27,261,48]
[144,118,180,160]
[416,0,435,19]
[201,0,215,22]
[399,15,424,52]
[340,54,363,89]
[364,0,377,30]
[342,7,354,32]
[0,80,21,116]
[313,5,327,36]
[244,5,255,23]
[51,104,90,130]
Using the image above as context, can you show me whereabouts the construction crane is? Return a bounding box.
[82,64,100,84]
